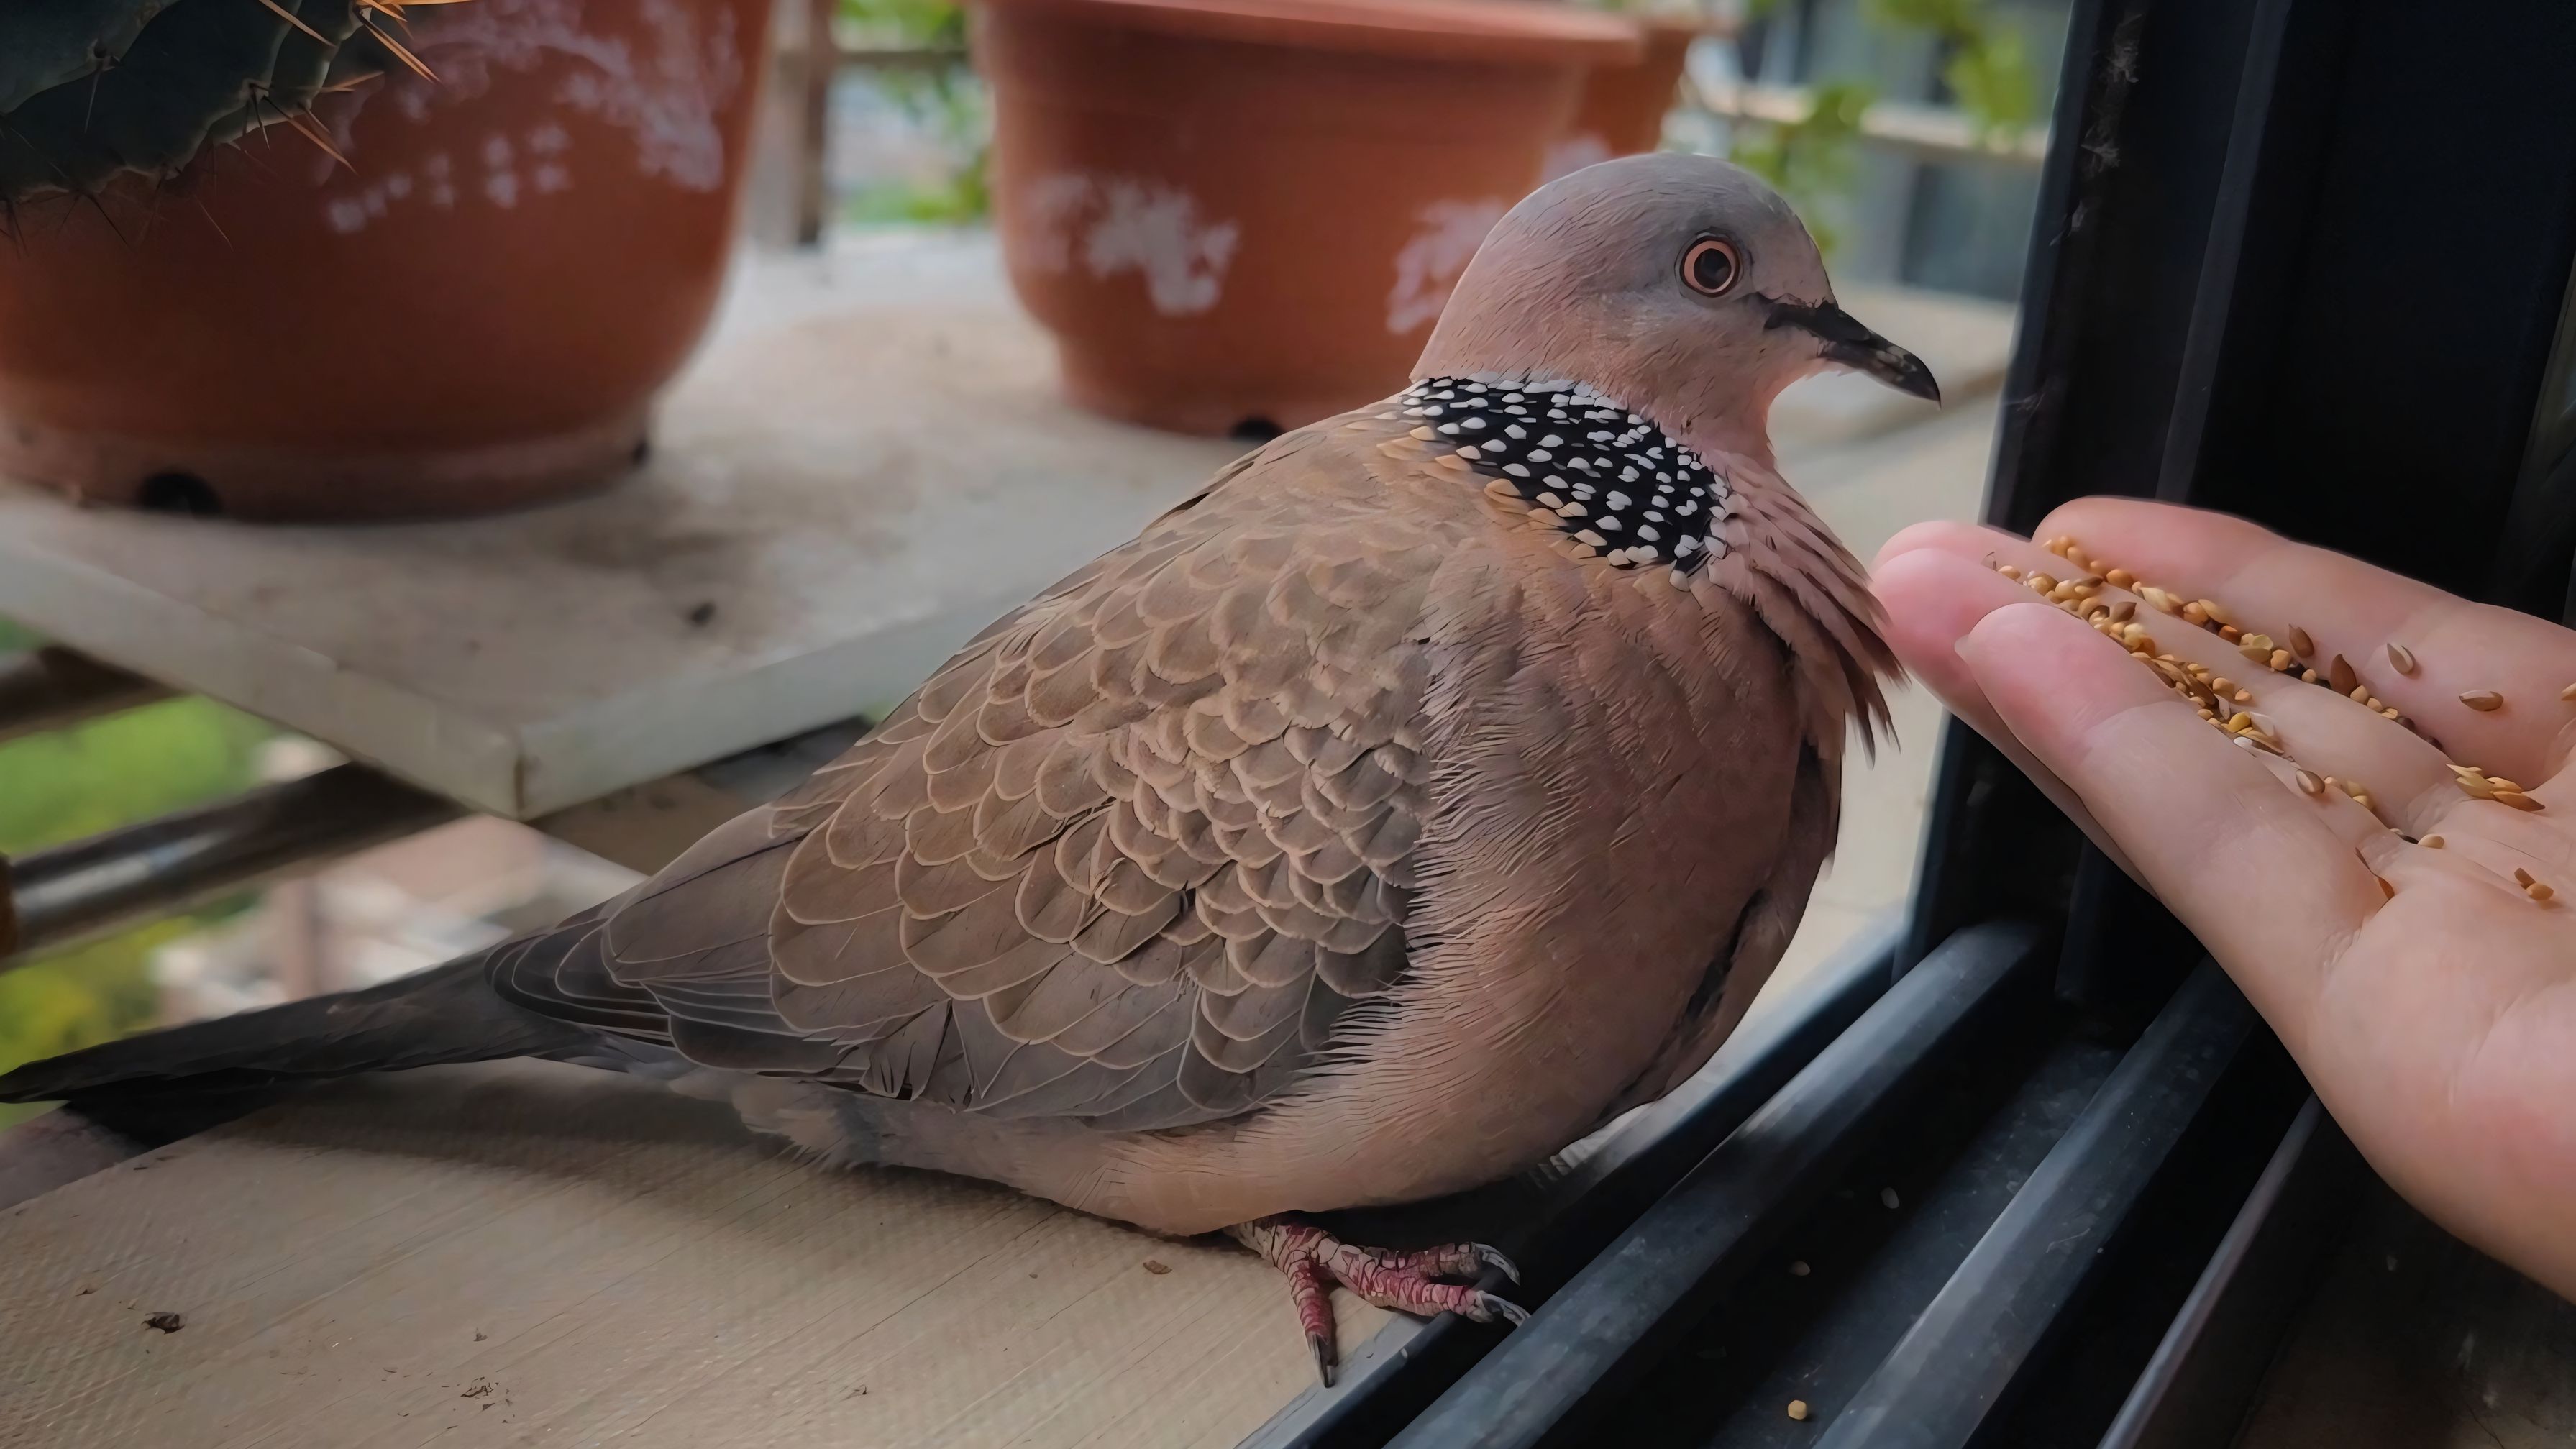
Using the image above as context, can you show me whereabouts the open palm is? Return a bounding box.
[1876,497,2576,1301]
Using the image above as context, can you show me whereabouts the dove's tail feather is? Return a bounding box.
[0,952,593,1104]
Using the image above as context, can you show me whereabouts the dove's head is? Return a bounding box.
[1415,153,1937,463]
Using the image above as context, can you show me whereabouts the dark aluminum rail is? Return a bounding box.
[1815,962,2255,1448]
[3,763,458,963]
[1384,923,2045,1449]
[1251,915,1912,1449]
[0,647,168,746]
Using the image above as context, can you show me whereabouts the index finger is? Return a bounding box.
[1958,598,2385,1044]
[2039,498,2576,786]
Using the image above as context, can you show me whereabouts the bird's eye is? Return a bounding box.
[1681,238,1740,297]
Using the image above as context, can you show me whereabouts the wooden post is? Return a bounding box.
[795,0,837,247]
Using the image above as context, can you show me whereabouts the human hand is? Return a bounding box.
[1875,497,2576,1301]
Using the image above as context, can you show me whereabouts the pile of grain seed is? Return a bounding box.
[2031,536,2429,740]
[1986,532,2562,905]
[1998,539,2289,759]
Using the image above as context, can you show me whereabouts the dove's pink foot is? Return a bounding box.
[1225,1217,1528,1385]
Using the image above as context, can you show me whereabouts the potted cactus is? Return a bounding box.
[0,0,772,521]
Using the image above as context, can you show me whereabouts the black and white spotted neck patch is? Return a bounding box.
[1392,376,1734,580]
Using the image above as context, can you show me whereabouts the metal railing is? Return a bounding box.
[2,764,459,965]
[0,644,872,966]
[0,649,465,965]
[0,649,166,748]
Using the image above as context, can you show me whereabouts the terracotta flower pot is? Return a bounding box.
[974,0,1641,436]
[1548,12,1702,178]
[0,0,772,521]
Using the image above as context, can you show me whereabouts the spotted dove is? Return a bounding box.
[0,154,1936,1379]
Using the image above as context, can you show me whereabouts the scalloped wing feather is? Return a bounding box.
[493,424,1456,1131]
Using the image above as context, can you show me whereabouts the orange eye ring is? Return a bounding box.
[1681,237,1741,297]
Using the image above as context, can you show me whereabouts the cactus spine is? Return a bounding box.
[1,0,438,209]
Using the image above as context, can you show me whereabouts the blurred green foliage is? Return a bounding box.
[841,0,963,43]
[0,619,273,1126]
[1723,0,2038,253]
[1867,0,2037,136]
[842,93,989,225]
[1726,78,1875,255]
[836,0,990,224]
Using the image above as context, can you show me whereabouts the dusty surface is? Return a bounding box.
[0,1063,1384,1449]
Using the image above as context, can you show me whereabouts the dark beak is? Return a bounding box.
[1761,296,1942,403]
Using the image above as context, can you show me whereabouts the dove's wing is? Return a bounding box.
[492,427,1462,1130]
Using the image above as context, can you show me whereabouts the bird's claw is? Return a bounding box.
[1228,1217,1533,1386]
[1307,1330,1337,1389]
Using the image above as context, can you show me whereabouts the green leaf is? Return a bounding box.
[836,0,964,47]
[824,6,988,224]
[0,915,205,1127]
[1944,28,2035,135]
[1727,78,1874,255]
[1866,0,1981,35]
[0,695,273,854]
[0,636,278,1126]
[1862,0,2039,140]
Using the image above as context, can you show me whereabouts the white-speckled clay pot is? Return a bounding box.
[0,0,772,521]
[975,0,1641,436]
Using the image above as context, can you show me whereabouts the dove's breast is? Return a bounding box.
[1102,431,1812,1229]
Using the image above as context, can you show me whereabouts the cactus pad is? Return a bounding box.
[0,0,428,208]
